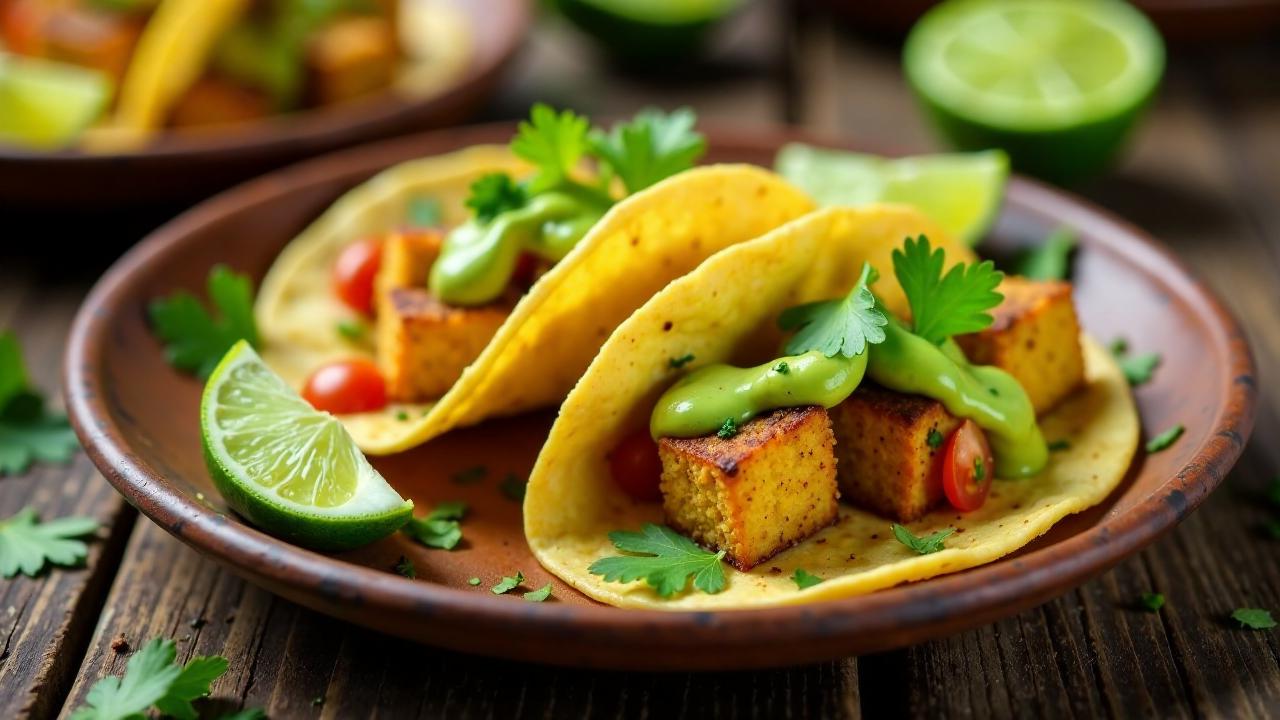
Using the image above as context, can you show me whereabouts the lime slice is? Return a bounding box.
[201,341,412,551]
[904,0,1164,184]
[775,143,1008,245]
[554,0,744,64]
[0,54,112,149]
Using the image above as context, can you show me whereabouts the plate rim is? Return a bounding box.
[63,122,1258,670]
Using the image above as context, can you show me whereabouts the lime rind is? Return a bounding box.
[568,0,742,24]
[904,0,1165,132]
[201,341,411,551]
[775,144,1008,245]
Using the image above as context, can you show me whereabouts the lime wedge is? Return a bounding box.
[554,0,744,64]
[0,54,112,149]
[201,341,412,551]
[776,144,1008,245]
[904,0,1164,184]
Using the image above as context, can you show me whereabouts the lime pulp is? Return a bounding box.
[0,54,112,149]
[201,341,412,551]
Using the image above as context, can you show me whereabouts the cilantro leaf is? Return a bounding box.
[403,501,468,550]
[1145,425,1184,453]
[523,583,553,602]
[927,428,944,450]
[1120,354,1161,386]
[589,108,707,194]
[669,353,695,369]
[450,465,487,485]
[149,265,259,379]
[154,655,230,720]
[588,524,727,598]
[779,262,888,358]
[72,638,183,720]
[792,568,823,590]
[1048,439,1071,452]
[773,361,790,375]
[511,104,591,192]
[0,332,79,476]
[492,571,524,595]
[407,195,443,228]
[891,523,953,555]
[716,418,738,439]
[465,173,529,223]
[394,555,416,579]
[893,235,1004,345]
[1231,608,1276,630]
[468,577,481,586]
[0,331,30,410]
[499,473,526,502]
[1015,226,1077,280]
[0,508,98,577]
[336,319,364,342]
[1140,592,1165,612]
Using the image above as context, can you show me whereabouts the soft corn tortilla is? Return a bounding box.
[256,150,816,453]
[525,205,1140,610]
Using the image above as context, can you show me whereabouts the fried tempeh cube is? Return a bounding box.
[657,407,839,571]
[305,16,399,106]
[829,384,963,522]
[955,277,1085,415]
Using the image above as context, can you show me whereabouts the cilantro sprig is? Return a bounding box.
[148,265,259,379]
[0,507,98,577]
[589,524,726,598]
[465,173,529,223]
[0,332,79,476]
[778,263,888,358]
[1231,608,1276,630]
[891,523,954,555]
[1015,226,1077,280]
[589,107,707,194]
[893,235,1003,345]
[403,501,468,550]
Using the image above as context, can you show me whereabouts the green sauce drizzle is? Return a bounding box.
[428,191,607,306]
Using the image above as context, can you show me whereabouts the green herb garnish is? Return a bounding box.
[491,571,524,595]
[1048,439,1071,452]
[891,523,954,555]
[893,235,1003,345]
[1231,608,1276,630]
[792,568,823,590]
[926,428,944,450]
[1015,226,1077,280]
[0,507,97,577]
[588,524,727,598]
[773,361,790,375]
[1140,592,1165,612]
[1108,340,1161,386]
[973,457,986,482]
[716,418,738,439]
[1267,476,1280,507]
[1146,425,1184,453]
[669,353,696,369]
[451,465,487,485]
[523,584,553,602]
[499,474,527,502]
[71,637,236,720]
[468,577,481,586]
[779,262,887,358]
[407,195,443,228]
[148,265,259,379]
[394,556,416,579]
[403,501,468,550]
[0,332,79,476]
[588,107,707,194]
[336,319,364,341]
[512,104,593,193]
[395,411,409,421]
[465,173,530,223]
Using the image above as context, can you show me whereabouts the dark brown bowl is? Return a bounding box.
[64,123,1256,670]
[0,0,530,208]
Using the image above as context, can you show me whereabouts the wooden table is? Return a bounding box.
[4,4,1280,717]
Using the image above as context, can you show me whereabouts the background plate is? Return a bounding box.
[64,124,1256,670]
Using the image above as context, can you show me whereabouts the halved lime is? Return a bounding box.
[0,54,112,149]
[554,0,744,65]
[775,143,1008,245]
[904,0,1164,184]
[201,341,412,551]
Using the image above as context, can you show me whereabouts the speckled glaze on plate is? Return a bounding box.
[64,123,1256,670]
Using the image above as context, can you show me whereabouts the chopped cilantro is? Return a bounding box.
[394,556,416,579]
[1108,340,1161,386]
[792,568,823,590]
[779,262,887,358]
[973,457,986,482]
[589,107,707,194]
[588,524,727,598]
[403,501,468,550]
[716,418,738,439]
[0,332,79,476]
[71,637,234,720]
[465,172,529,223]
[148,265,259,379]
[1015,226,1077,280]
[926,428,945,450]
[1265,520,1280,541]
[336,319,364,341]
[892,235,1004,345]
[311,696,325,708]
[468,577,481,586]
[891,523,954,555]
[773,361,790,375]
[492,571,524,595]
[451,465,487,485]
[1140,592,1165,612]
[669,353,695,369]
[1048,439,1071,452]
[511,104,592,193]
[395,411,409,421]
[1109,337,1129,355]
[499,474,526,502]
[1231,608,1276,630]
[523,583,553,602]
[1145,425,1184,453]
[0,508,98,577]
[407,195,443,228]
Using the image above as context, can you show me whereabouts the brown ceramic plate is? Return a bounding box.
[65,123,1256,670]
[0,0,530,208]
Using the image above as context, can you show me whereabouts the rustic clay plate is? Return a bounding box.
[0,0,530,208]
[64,123,1256,670]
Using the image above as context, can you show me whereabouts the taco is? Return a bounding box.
[254,106,816,454]
[525,205,1139,609]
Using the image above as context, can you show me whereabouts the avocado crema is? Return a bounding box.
[650,320,1048,479]
[428,190,609,306]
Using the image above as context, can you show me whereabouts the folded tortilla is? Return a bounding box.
[256,148,816,453]
[525,205,1139,610]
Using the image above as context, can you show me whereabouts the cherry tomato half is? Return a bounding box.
[332,236,383,316]
[941,420,995,512]
[302,359,388,415]
[608,429,663,502]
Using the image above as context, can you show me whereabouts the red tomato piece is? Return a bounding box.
[608,429,663,502]
[510,252,539,289]
[332,236,383,316]
[941,420,994,512]
[302,359,388,415]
